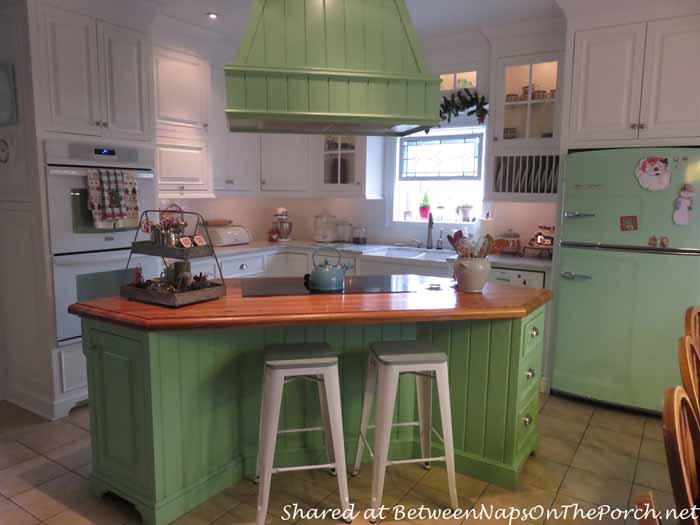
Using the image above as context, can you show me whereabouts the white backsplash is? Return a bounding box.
[176,196,558,246]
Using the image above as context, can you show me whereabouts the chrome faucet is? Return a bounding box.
[426,213,434,249]
[436,228,444,250]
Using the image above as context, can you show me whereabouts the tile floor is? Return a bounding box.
[0,394,674,525]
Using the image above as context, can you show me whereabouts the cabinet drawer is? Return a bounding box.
[518,343,543,404]
[220,256,264,278]
[516,392,539,454]
[522,311,545,356]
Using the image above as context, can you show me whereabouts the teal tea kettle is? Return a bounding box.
[304,247,352,292]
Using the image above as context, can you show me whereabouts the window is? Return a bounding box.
[440,71,477,92]
[393,126,486,223]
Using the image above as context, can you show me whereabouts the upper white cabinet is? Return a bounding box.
[493,53,562,151]
[155,138,209,195]
[640,15,700,139]
[153,47,209,141]
[569,16,700,145]
[569,24,646,143]
[39,5,152,141]
[260,135,310,192]
[313,135,384,198]
[212,132,260,192]
[99,23,153,141]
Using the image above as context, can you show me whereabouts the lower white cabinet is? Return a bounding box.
[58,342,88,393]
[156,139,210,196]
[265,252,311,277]
[220,255,265,278]
[489,267,545,288]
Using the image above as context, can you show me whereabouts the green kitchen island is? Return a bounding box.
[68,276,551,525]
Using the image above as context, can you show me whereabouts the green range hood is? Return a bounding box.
[225,0,441,137]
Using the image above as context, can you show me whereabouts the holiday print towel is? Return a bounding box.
[86,169,139,229]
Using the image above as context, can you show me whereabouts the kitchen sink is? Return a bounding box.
[366,247,452,262]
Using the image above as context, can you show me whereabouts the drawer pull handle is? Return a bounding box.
[560,271,592,281]
[526,367,536,380]
[239,263,248,270]
[563,211,596,219]
[530,327,540,338]
[522,415,533,427]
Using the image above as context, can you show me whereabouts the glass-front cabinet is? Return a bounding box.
[322,135,361,192]
[494,53,562,149]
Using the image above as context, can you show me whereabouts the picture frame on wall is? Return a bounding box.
[0,64,18,127]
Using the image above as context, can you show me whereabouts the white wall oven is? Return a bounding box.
[46,140,159,398]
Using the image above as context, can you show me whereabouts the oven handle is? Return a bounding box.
[53,251,151,266]
[48,167,154,179]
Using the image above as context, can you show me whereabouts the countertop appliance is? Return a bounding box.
[205,224,251,247]
[313,211,337,242]
[553,147,700,412]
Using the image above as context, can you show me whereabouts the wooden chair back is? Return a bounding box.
[634,491,660,525]
[679,335,700,420]
[663,386,700,525]
[686,307,700,346]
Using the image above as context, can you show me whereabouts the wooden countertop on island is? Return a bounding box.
[68,276,552,330]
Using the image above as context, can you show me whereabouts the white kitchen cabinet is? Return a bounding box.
[39,5,152,141]
[489,267,545,289]
[315,135,384,198]
[99,23,153,142]
[493,53,562,150]
[569,24,646,143]
[155,139,209,195]
[41,5,102,136]
[569,16,700,145]
[260,135,310,192]
[153,47,209,141]
[640,15,700,139]
[265,252,311,277]
[220,255,265,278]
[213,133,261,192]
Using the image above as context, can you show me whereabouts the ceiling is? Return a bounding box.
[151,0,563,41]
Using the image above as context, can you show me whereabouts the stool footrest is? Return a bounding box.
[387,456,446,466]
[277,426,323,435]
[272,463,336,474]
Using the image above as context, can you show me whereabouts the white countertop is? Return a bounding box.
[211,241,553,271]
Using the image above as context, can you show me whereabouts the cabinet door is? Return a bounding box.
[640,15,700,139]
[98,22,153,142]
[153,48,209,140]
[213,133,260,192]
[155,140,209,194]
[41,6,102,136]
[320,136,363,195]
[569,24,646,142]
[260,135,309,192]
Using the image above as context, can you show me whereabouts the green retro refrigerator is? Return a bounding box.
[553,148,700,412]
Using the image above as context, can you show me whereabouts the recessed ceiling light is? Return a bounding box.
[206,12,218,20]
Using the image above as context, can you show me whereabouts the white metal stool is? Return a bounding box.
[352,341,458,519]
[255,343,350,525]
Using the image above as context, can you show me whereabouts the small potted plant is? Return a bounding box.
[419,192,431,219]
[456,203,474,222]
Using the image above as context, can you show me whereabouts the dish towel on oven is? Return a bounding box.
[87,169,140,230]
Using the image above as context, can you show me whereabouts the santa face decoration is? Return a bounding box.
[636,156,671,191]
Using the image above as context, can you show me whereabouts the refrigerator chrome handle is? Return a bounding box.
[564,211,596,219]
[574,184,604,190]
[560,271,592,281]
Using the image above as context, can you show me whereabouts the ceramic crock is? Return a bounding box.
[454,257,491,293]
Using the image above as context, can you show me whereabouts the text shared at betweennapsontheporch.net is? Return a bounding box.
[279,502,687,524]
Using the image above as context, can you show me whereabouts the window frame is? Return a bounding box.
[398,132,484,182]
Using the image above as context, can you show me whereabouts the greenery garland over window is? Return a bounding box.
[440,89,489,125]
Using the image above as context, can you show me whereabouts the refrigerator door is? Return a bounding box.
[552,246,698,411]
[562,148,700,248]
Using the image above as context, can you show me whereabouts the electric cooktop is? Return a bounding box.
[241,275,426,297]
